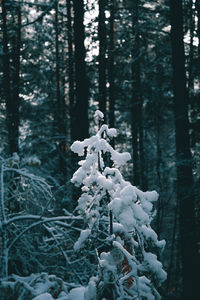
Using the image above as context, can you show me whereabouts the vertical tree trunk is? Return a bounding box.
[108,0,115,130]
[131,0,143,187]
[197,0,200,70]
[11,6,21,155]
[66,0,75,141]
[72,0,89,142]
[0,164,8,278]
[55,1,61,132]
[71,0,89,203]
[139,115,146,190]
[188,1,195,92]
[170,1,200,298]
[2,0,20,155]
[55,1,67,180]
[156,123,162,238]
[98,0,107,119]
[196,0,200,111]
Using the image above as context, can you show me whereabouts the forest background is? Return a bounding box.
[0,0,200,299]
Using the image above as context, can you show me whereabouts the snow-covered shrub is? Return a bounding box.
[0,155,81,280]
[0,273,69,300]
[71,111,167,300]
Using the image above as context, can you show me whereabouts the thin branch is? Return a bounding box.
[8,0,57,30]
[7,216,82,251]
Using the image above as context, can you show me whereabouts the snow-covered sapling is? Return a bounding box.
[71,111,167,300]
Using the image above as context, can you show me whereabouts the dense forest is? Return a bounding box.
[0,0,200,299]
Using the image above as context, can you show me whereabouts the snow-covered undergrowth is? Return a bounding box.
[0,111,167,299]
[0,273,85,300]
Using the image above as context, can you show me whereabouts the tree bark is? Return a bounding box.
[72,0,89,142]
[187,0,195,97]
[98,0,107,119]
[196,0,200,115]
[55,1,67,180]
[2,0,20,155]
[131,0,143,187]
[0,164,8,278]
[11,6,21,155]
[108,0,115,131]
[66,0,75,142]
[170,1,200,298]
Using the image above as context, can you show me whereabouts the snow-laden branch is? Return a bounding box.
[1,214,82,228]
[70,110,167,299]
[7,215,82,252]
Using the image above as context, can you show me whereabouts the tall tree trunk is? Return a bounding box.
[170,1,200,298]
[197,0,200,76]
[187,0,195,96]
[55,2,67,180]
[55,1,61,133]
[2,0,20,155]
[98,0,107,119]
[196,0,200,118]
[131,0,143,187]
[71,0,89,203]
[72,0,89,142]
[1,164,8,278]
[11,6,21,155]
[139,115,146,190]
[66,0,75,142]
[108,0,115,130]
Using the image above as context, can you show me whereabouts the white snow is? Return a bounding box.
[71,141,85,156]
[77,193,92,212]
[68,287,85,300]
[144,191,159,202]
[110,148,131,166]
[70,111,167,299]
[141,225,166,249]
[71,168,87,186]
[98,124,117,137]
[94,109,104,120]
[32,293,54,300]
[74,229,91,251]
[97,174,113,190]
[84,277,97,300]
[120,185,137,204]
[138,276,156,300]
[143,252,167,283]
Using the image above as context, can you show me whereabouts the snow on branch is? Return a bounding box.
[70,110,167,300]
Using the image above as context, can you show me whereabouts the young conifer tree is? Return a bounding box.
[71,110,167,300]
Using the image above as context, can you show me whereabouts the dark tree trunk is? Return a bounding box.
[196,0,200,110]
[187,0,195,95]
[66,0,75,141]
[11,6,21,155]
[72,0,89,142]
[139,116,146,190]
[170,1,200,298]
[55,2,67,180]
[154,45,164,238]
[197,0,200,69]
[98,0,107,119]
[55,2,61,130]
[131,0,143,187]
[70,0,89,203]
[2,0,20,155]
[108,0,115,130]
